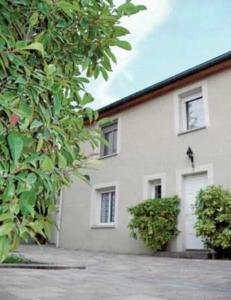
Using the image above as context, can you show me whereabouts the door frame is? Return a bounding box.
[176,164,213,251]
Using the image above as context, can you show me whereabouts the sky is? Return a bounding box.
[88,0,231,109]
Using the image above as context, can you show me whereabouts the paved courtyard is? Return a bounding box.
[0,245,231,300]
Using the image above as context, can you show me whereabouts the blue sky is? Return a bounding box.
[89,0,231,109]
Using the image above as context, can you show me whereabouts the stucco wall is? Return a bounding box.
[59,68,231,254]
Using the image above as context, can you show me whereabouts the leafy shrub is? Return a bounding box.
[195,185,231,257]
[128,196,180,251]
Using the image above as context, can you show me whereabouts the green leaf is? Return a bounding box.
[100,67,109,81]
[28,221,46,238]
[9,203,20,215]
[47,64,56,74]
[19,191,36,216]
[57,1,75,17]
[82,93,93,105]
[16,41,27,49]
[111,39,131,50]
[7,53,24,66]
[7,133,24,164]
[36,138,44,152]
[29,12,39,28]
[0,236,10,262]
[105,48,117,64]
[114,26,130,37]
[97,117,112,126]
[0,222,14,236]
[24,42,44,57]
[19,101,33,121]
[30,119,43,130]
[0,38,5,50]
[26,173,37,185]
[41,156,54,173]
[43,220,52,240]
[2,179,15,201]
[58,153,67,169]
[53,95,62,117]
[117,3,146,16]
[0,213,13,222]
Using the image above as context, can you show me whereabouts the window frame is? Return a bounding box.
[90,182,119,228]
[100,120,118,159]
[182,93,204,131]
[100,190,116,225]
[174,81,210,135]
[151,183,162,199]
[143,173,166,200]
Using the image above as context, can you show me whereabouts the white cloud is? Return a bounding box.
[88,0,172,108]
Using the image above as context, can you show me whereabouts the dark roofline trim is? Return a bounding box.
[98,51,231,118]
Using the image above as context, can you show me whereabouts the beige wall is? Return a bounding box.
[59,68,231,254]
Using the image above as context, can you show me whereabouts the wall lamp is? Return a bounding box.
[186,147,195,169]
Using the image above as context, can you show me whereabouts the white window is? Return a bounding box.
[174,82,209,134]
[143,174,166,200]
[100,121,118,157]
[100,191,115,224]
[90,183,118,228]
[181,88,205,131]
[150,180,162,199]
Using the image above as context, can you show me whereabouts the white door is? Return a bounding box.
[183,173,208,249]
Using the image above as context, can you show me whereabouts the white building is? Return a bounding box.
[55,52,231,254]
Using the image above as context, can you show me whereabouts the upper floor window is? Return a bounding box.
[176,85,209,134]
[183,89,204,130]
[100,121,118,157]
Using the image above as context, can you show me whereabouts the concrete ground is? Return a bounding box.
[0,245,231,300]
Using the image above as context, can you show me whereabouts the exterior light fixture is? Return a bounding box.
[186,147,195,169]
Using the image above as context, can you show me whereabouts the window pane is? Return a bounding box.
[150,179,161,199]
[100,193,109,223]
[186,97,204,130]
[100,122,118,157]
[112,130,117,153]
[103,132,110,156]
[110,192,115,223]
[108,131,114,154]
[155,185,162,199]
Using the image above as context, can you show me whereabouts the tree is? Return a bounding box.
[0,0,145,261]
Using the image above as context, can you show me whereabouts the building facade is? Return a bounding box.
[56,52,231,254]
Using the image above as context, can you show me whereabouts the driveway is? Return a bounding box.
[0,245,231,300]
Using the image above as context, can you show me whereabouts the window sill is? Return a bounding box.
[91,224,116,229]
[98,153,118,160]
[178,126,207,136]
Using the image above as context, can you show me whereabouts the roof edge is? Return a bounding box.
[98,51,231,117]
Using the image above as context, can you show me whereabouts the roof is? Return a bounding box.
[98,51,231,117]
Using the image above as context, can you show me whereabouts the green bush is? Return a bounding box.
[128,196,180,251]
[195,185,231,257]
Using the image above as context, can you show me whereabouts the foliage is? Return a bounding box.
[2,254,37,264]
[0,0,145,261]
[195,185,231,257]
[128,196,180,251]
